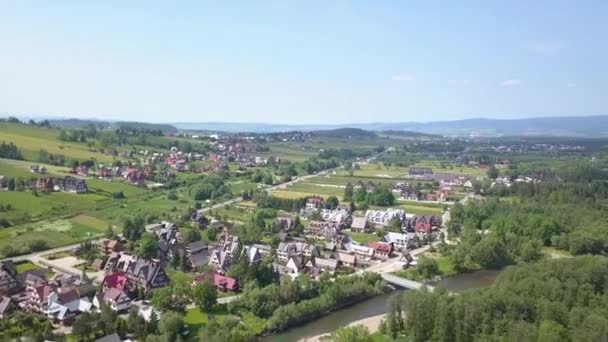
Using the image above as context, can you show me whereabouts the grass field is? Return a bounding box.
[15,261,44,273]
[347,231,381,244]
[0,158,69,177]
[304,175,400,187]
[396,202,445,215]
[334,164,408,178]
[0,218,106,257]
[0,123,118,163]
[87,178,149,198]
[0,191,99,224]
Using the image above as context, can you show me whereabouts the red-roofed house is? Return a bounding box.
[305,197,324,209]
[193,272,238,292]
[102,273,129,292]
[367,242,394,260]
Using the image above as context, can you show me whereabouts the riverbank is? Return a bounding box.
[268,269,503,341]
[301,313,387,342]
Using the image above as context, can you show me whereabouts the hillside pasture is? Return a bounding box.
[0,123,117,163]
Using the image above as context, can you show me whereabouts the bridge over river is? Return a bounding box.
[380,273,436,292]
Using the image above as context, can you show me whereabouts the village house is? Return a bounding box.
[72,165,88,176]
[408,167,433,177]
[58,176,88,193]
[190,209,209,228]
[350,216,370,233]
[103,254,169,291]
[251,244,273,258]
[97,239,122,256]
[350,244,375,262]
[184,240,208,269]
[365,209,406,226]
[97,166,113,180]
[0,261,19,295]
[275,217,294,231]
[101,273,129,293]
[385,232,412,251]
[145,221,179,260]
[408,215,442,235]
[308,257,338,276]
[93,288,132,312]
[320,207,352,228]
[305,197,324,210]
[30,165,47,174]
[124,168,146,186]
[46,287,93,324]
[305,221,341,241]
[34,177,55,192]
[367,242,393,260]
[274,256,305,280]
[0,296,17,319]
[335,252,356,268]
[193,271,239,292]
[276,242,319,262]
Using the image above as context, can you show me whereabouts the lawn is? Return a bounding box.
[184,307,231,336]
[396,202,445,215]
[346,231,381,244]
[15,261,44,274]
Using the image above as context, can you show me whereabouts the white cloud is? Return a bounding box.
[500,79,522,87]
[392,74,415,82]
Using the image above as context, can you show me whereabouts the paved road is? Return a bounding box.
[1,242,85,263]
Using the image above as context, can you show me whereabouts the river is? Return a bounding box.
[266,269,502,342]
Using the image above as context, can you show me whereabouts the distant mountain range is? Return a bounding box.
[6,114,608,137]
[173,115,608,137]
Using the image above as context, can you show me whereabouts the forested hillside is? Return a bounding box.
[384,256,608,341]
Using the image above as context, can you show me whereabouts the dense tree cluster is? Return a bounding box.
[0,312,54,341]
[230,273,385,333]
[190,175,232,201]
[385,256,608,342]
[0,141,22,160]
[353,185,395,207]
[451,179,608,263]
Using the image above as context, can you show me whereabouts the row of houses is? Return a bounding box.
[32,176,89,193]
[274,240,396,280]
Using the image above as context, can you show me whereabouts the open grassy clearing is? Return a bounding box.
[408,160,487,176]
[0,191,99,224]
[15,261,44,273]
[271,184,344,201]
[0,218,107,256]
[304,175,400,187]
[335,163,408,178]
[0,158,69,177]
[86,178,149,198]
[0,123,118,163]
[396,202,444,215]
[346,230,381,244]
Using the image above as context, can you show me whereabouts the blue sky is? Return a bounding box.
[0,1,606,124]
